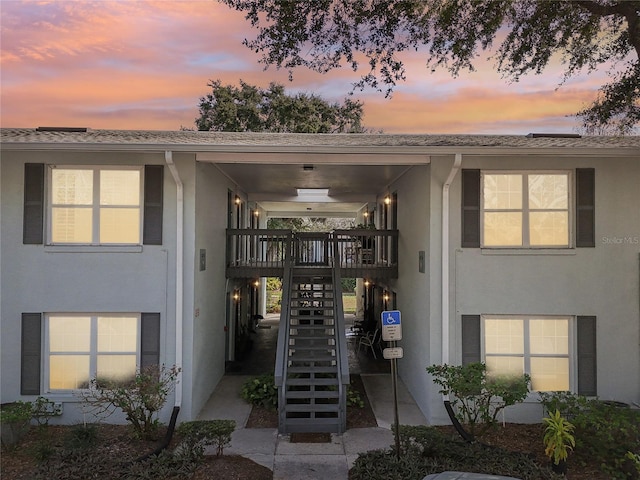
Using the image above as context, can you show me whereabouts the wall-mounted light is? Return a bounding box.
[233,291,240,301]
[384,196,391,205]
[235,196,241,205]
[364,280,370,288]
[254,210,259,217]
[253,280,260,288]
[383,292,390,302]
[363,211,369,218]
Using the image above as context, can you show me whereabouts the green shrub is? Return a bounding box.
[241,374,278,409]
[347,386,365,408]
[64,424,99,450]
[543,409,575,466]
[349,425,564,480]
[177,419,236,456]
[540,392,640,479]
[0,400,33,423]
[426,363,530,438]
[350,425,562,480]
[78,364,181,440]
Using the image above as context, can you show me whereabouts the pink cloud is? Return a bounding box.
[0,0,613,134]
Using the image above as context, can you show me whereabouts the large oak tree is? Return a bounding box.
[221,0,640,134]
[196,79,366,132]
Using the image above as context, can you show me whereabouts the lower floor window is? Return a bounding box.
[482,315,572,392]
[47,314,139,391]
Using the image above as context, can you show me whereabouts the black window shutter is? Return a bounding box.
[576,169,595,247]
[577,316,597,396]
[21,313,42,395]
[461,170,481,248]
[141,313,161,367]
[143,165,164,245]
[461,315,481,365]
[23,163,45,244]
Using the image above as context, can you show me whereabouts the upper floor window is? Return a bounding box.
[50,167,142,244]
[482,172,570,248]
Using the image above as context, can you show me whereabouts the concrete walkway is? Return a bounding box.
[197,373,427,479]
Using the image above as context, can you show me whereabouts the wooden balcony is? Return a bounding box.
[226,229,398,279]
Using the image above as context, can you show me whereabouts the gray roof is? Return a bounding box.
[1,128,639,155]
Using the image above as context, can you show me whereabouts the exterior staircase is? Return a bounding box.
[275,266,349,434]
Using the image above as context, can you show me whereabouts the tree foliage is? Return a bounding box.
[196,79,366,132]
[221,0,640,134]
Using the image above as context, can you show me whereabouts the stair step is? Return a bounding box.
[283,424,340,434]
[290,334,334,340]
[286,366,337,374]
[285,390,339,399]
[289,323,334,329]
[286,377,338,386]
[288,350,335,356]
[289,344,335,350]
[284,403,340,413]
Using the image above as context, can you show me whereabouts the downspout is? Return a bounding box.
[442,153,462,368]
[134,151,183,461]
[165,150,184,409]
[441,153,474,443]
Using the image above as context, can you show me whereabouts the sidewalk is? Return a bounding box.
[197,373,427,479]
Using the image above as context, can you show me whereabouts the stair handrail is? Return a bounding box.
[332,241,350,433]
[274,232,293,430]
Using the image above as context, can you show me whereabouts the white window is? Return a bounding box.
[482,315,573,392]
[46,314,139,391]
[49,167,142,244]
[482,172,570,247]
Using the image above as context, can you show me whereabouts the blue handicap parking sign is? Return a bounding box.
[382,310,401,326]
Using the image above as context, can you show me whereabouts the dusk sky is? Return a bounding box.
[1,0,613,134]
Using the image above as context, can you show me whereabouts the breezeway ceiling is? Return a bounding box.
[214,162,417,218]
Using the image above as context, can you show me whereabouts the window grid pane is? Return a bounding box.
[50,317,91,352]
[50,355,90,390]
[483,212,523,246]
[99,208,140,243]
[484,174,523,209]
[530,319,569,354]
[51,207,93,243]
[98,317,138,352]
[485,319,523,354]
[528,174,568,209]
[52,169,93,205]
[97,355,137,384]
[530,357,570,391]
[100,170,140,206]
[529,212,569,246]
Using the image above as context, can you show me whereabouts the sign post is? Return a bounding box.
[381,310,402,458]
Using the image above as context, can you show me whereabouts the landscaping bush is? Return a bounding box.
[426,362,530,438]
[350,425,562,480]
[78,364,181,440]
[540,392,640,479]
[241,374,278,409]
[177,419,236,456]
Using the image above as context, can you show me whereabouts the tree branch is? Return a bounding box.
[574,1,640,61]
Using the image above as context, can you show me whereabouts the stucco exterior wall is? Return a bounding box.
[0,150,178,424]
[445,154,640,422]
[383,164,440,421]
[189,161,236,419]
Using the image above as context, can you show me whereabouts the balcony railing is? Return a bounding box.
[226,229,398,278]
